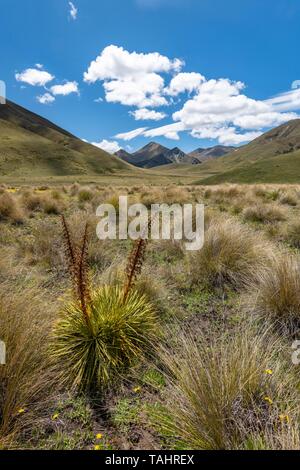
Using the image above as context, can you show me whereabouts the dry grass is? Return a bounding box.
[157,326,300,450]
[282,222,300,249]
[190,216,273,289]
[1,182,300,450]
[242,204,287,224]
[0,192,24,224]
[0,286,57,444]
[250,254,300,334]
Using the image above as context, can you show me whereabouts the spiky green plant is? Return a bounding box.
[51,285,158,391]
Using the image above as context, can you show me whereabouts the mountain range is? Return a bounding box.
[115,142,235,168]
[1,99,300,184]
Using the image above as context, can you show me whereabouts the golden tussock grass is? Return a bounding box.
[190,216,274,290]
[156,325,300,450]
[249,254,300,334]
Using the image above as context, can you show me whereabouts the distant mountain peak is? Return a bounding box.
[115,141,237,168]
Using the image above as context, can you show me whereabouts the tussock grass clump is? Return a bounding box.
[242,204,287,224]
[21,191,43,212]
[70,182,80,196]
[78,188,93,203]
[51,285,158,391]
[162,186,190,205]
[42,196,64,215]
[157,328,300,450]
[190,217,273,289]
[0,192,24,224]
[21,190,64,215]
[0,287,56,441]
[250,255,300,334]
[279,192,298,207]
[283,222,300,249]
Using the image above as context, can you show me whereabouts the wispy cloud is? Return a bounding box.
[69,2,78,20]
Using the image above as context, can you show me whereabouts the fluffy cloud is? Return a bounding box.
[91,139,121,153]
[115,127,148,141]
[103,74,168,107]
[116,75,300,145]
[15,68,54,86]
[50,81,79,96]
[37,93,55,105]
[130,108,167,121]
[84,45,183,108]
[165,72,205,96]
[169,78,299,144]
[84,45,182,82]
[69,2,78,20]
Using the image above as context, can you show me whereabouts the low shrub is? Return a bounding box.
[51,285,158,391]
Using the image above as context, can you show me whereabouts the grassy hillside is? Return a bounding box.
[0,100,132,177]
[174,119,300,184]
[197,149,300,184]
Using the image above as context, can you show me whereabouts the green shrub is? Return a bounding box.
[51,285,158,391]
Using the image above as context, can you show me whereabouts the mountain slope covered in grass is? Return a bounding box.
[190,119,300,184]
[0,100,131,177]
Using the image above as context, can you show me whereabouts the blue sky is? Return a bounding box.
[1,0,300,153]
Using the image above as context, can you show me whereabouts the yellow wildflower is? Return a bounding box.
[264,396,273,405]
[133,386,141,393]
[52,413,59,420]
[17,408,26,414]
[94,445,101,451]
[96,433,103,440]
[264,369,273,375]
[279,414,290,424]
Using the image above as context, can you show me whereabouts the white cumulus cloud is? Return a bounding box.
[130,108,167,121]
[166,72,205,96]
[84,45,183,108]
[37,93,55,105]
[91,139,121,153]
[50,81,79,96]
[16,68,54,87]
